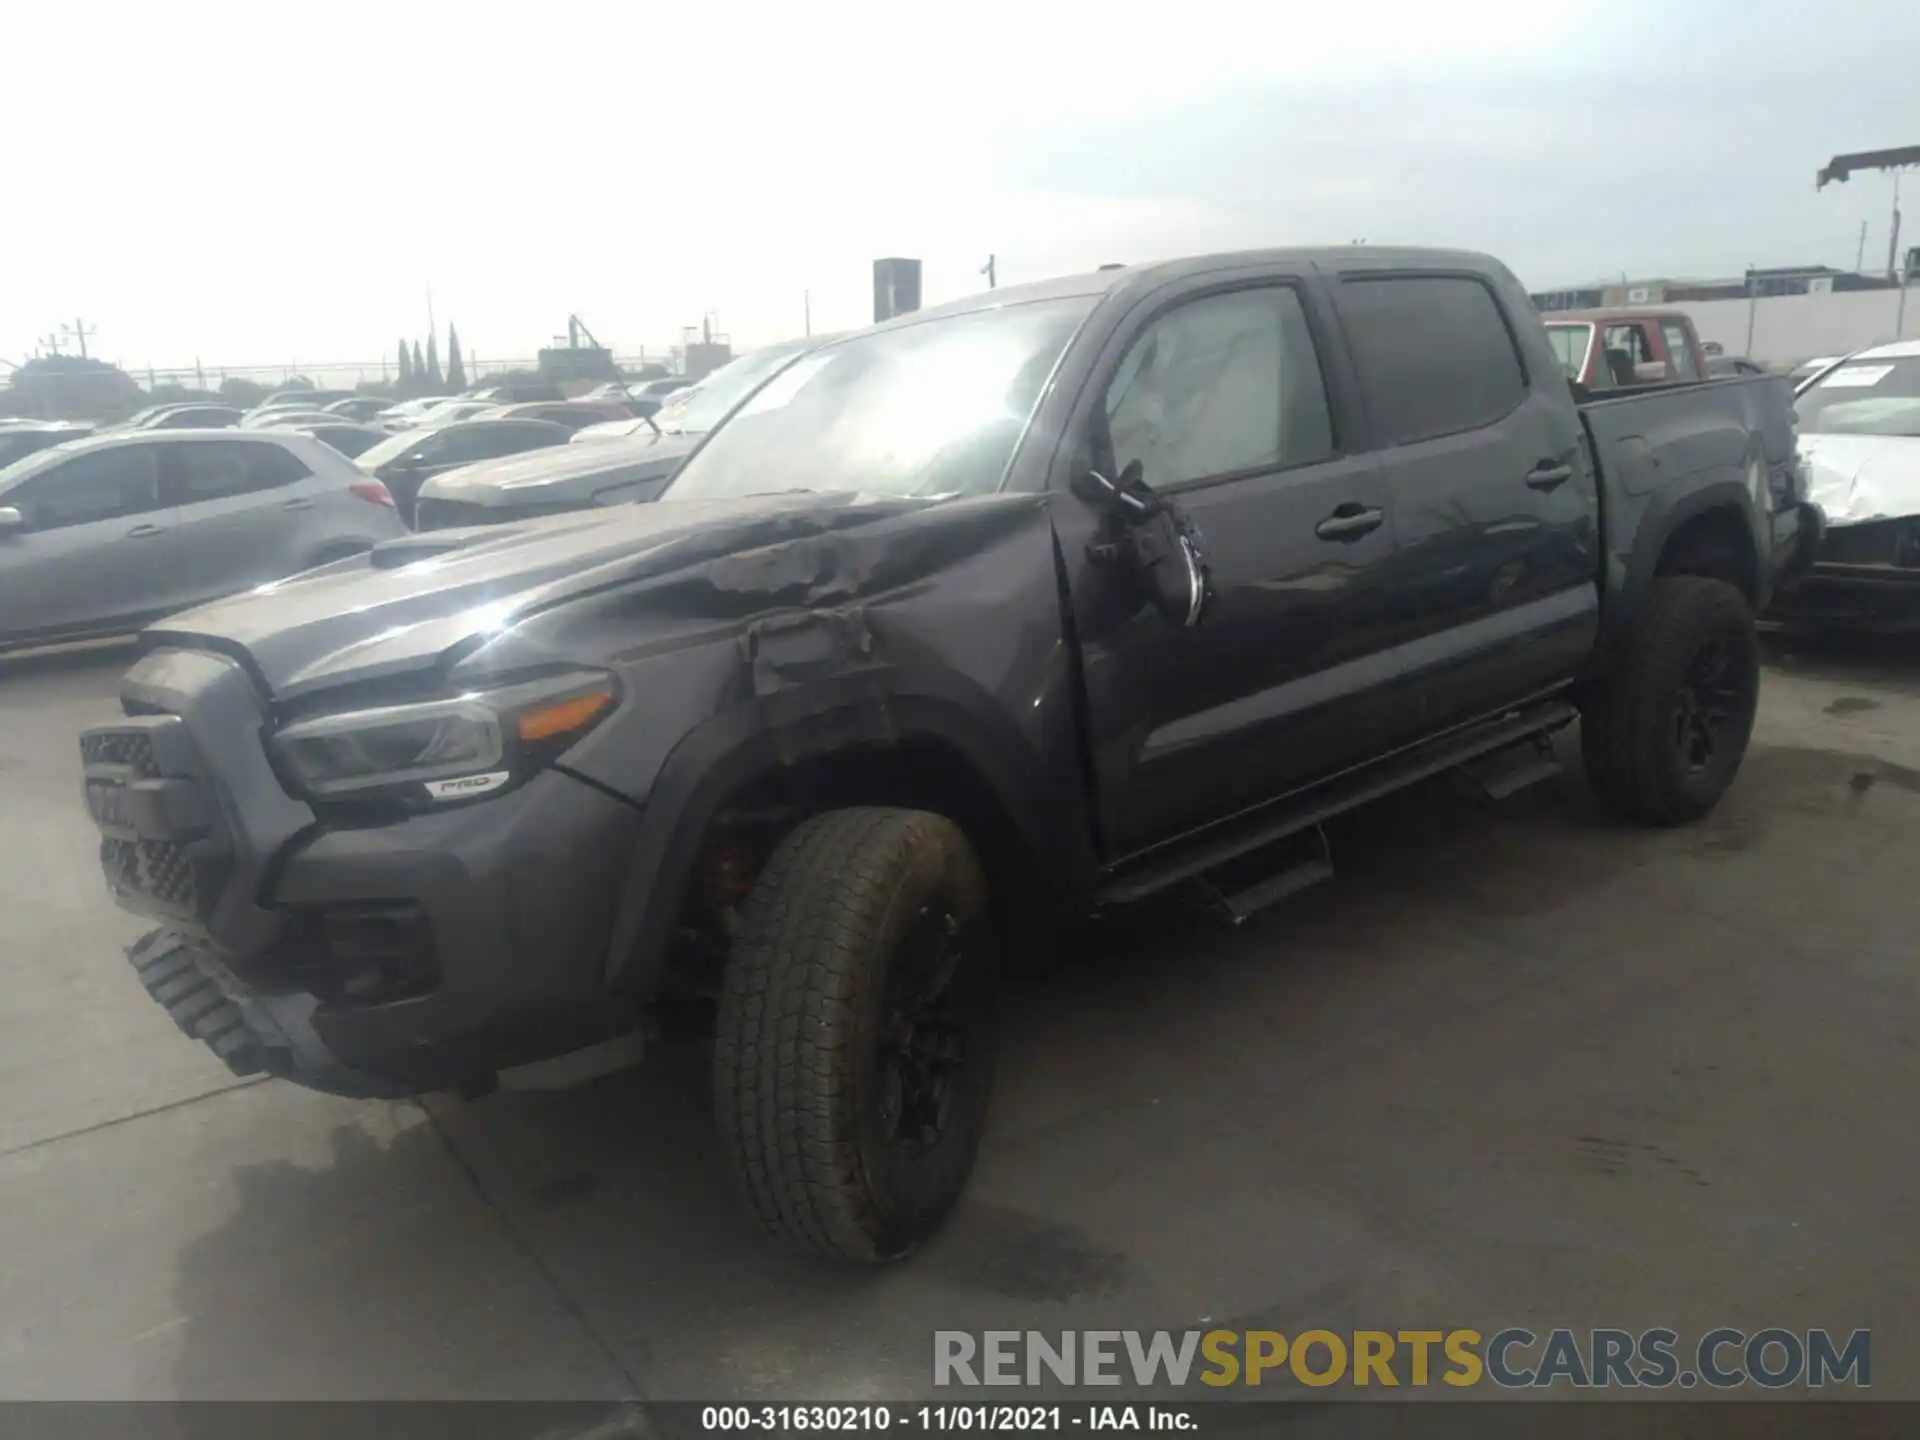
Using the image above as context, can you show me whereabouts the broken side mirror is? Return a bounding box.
[1073,457,1157,519]
[1078,460,1212,629]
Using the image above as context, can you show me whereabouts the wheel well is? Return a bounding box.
[665,736,1049,988]
[1654,506,1757,605]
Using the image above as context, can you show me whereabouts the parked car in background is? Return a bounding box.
[627,377,692,405]
[353,417,573,522]
[1543,308,1710,389]
[256,389,357,411]
[568,335,827,445]
[141,405,245,430]
[1791,356,1845,387]
[374,396,459,429]
[467,381,564,404]
[323,396,397,424]
[414,422,681,529]
[1769,340,1920,629]
[0,422,95,468]
[475,400,636,431]
[119,403,205,428]
[253,411,347,431]
[406,398,495,429]
[292,422,390,460]
[0,429,403,650]
[110,403,222,431]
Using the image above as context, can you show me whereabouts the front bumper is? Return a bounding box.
[82,649,645,1096]
[1767,511,1920,630]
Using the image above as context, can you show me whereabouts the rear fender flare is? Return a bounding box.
[1611,478,1765,637]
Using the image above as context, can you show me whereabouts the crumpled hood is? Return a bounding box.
[144,491,997,700]
[1797,433,1920,527]
[415,430,697,509]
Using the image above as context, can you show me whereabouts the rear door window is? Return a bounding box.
[1337,276,1527,444]
[162,440,312,504]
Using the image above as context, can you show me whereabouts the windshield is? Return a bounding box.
[1544,323,1593,379]
[659,342,817,435]
[662,298,1093,503]
[1796,357,1920,437]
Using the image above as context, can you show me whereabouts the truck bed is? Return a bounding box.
[1579,372,1805,623]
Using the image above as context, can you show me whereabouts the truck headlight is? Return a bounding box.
[271,671,617,805]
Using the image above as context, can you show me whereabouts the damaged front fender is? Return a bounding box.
[467,492,1105,991]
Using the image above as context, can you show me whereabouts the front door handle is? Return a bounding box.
[1526,461,1574,491]
[281,497,317,511]
[126,523,169,539]
[1315,504,1384,541]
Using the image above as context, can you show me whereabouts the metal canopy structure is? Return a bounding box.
[1817,145,1920,189]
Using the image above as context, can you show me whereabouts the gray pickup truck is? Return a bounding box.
[79,247,1819,1263]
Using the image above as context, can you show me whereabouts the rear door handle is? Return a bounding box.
[126,523,169,539]
[1526,461,1574,491]
[281,497,317,511]
[1315,504,1385,541]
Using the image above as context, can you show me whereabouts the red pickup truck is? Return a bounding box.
[1544,308,1711,390]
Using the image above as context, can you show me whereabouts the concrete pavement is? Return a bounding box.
[0,635,1913,1400]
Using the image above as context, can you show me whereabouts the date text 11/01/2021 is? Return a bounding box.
[701,1407,1193,1431]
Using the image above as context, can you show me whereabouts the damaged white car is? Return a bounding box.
[1771,339,1920,628]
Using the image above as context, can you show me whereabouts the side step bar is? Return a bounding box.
[1461,732,1564,801]
[1200,825,1335,925]
[1097,700,1578,907]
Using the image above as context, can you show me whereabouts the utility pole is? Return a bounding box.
[1744,265,1759,357]
[1898,248,1913,340]
[1888,169,1904,281]
[981,254,997,289]
[61,318,95,358]
[1857,219,1869,272]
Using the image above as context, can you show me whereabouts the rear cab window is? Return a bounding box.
[1545,324,1594,381]
[1335,274,1528,444]
[1661,321,1701,380]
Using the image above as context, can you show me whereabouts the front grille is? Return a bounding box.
[101,837,199,911]
[81,714,230,925]
[81,730,158,777]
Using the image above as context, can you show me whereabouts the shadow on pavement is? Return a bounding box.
[161,735,1920,1401]
[1761,625,1920,691]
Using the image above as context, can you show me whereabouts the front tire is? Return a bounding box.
[1580,576,1760,825]
[714,808,999,1261]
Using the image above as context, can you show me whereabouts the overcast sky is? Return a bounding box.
[8,0,1917,374]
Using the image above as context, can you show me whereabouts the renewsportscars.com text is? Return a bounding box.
[933,1328,1871,1390]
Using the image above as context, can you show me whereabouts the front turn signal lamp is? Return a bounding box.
[271,670,619,809]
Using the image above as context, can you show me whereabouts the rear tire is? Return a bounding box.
[714,808,999,1261]
[1580,576,1760,825]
